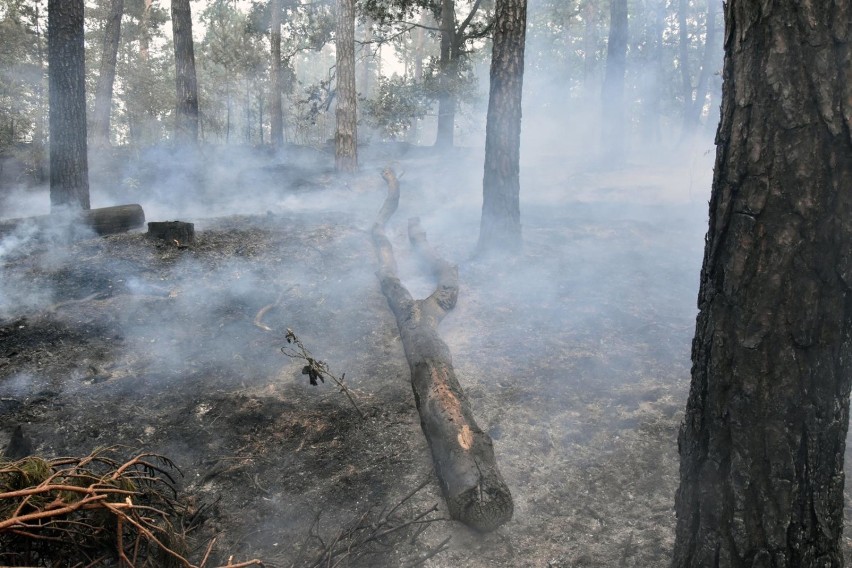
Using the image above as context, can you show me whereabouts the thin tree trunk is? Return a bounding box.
[478,0,527,253]
[48,0,90,211]
[672,2,852,565]
[600,0,628,165]
[677,0,695,136]
[171,0,199,145]
[91,0,125,149]
[434,0,456,148]
[359,19,373,97]
[335,0,358,172]
[581,0,599,100]
[270,0,284,147]
[688,0,718,127]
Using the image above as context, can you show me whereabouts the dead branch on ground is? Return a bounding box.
[370,168,513,531]
[289,478,449,568]
[281,329,366,419]
[0,448,262,568]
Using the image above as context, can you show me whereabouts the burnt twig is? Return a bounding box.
[281,329,366,419]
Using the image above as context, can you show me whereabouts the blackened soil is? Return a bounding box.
[2,157,851,567]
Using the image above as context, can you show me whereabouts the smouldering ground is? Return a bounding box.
[4,147,848,566]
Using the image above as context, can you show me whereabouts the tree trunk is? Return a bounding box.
[581,0,599,100]
[677,0,695,136]
[48,0,90,211]
[672,2,852,566]
[600,0,627,165]
[687,0,719,128]
[434,0,456,148]
[372,170,513,531]
[359,19,373,98]
[171,0,199,145]
[91,0,125,149]
[478,0,527,253]
[335,0,358,173]
[640,0,665,143]
[270,0,284,147]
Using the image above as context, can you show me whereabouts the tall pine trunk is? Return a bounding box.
[91,0,124,149]
[171,0,199,145]
[335,0,358,172]
[687,0,719,128]
[270,0,284,147]
[600,0,627,165]
[434,0,456,148]
[48,0,89,211]
[478,0,527,253]
[672,2,852,565]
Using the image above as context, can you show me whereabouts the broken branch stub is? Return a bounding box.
[371,168,513,532]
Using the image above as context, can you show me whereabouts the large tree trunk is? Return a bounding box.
[270,0,284,147]
[335,0,358,173]
[478,0,527,253]
[171,0,199,145]
[372,170,513,532]
[48,0,90,211]
[600,0,627,165]
[672,2,852,566]
[91,0,125,149]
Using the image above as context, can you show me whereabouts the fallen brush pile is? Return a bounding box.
[0,448,262,568]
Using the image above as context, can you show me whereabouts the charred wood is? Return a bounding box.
[0,204,145,238]
[371,168,513,532]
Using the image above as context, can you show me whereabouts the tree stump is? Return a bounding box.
[371,168,513,532]
[147,221,195,246]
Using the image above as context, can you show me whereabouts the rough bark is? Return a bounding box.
[672,2,852,566]
[600,0,627,165]
[0,205,145,237]
[147,221,194,246]
[372,169,513,532]
[335,0,358,173]
[270,0,284,147]
[478,0,527,253]
[91,0,124,149]
[171,0,199,145]
[48,0,90,211]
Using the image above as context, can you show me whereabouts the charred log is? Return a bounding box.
[0,204,145,237]
[146,221,195,246]
[371,169,513,532]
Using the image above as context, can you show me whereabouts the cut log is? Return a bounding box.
[0,204,146,237]
[146,221,195,246]
[371,168,513,532]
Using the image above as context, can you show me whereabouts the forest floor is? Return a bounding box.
[1,143,850,567]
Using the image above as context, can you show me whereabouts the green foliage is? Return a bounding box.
[362,74,432,139]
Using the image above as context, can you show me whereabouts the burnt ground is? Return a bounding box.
[2,147,852,566]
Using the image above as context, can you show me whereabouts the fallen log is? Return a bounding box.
[0,204,146,237]
[371,168,513,532]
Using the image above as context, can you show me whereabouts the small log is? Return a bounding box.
[146,221,195,246]
[371,168,513,532]
[0,204,146,237]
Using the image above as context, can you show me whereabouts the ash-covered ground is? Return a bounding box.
[2,144,850,566]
